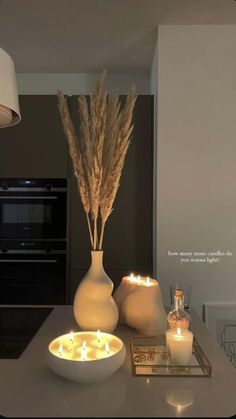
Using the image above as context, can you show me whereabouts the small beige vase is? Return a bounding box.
[73,251,119,333]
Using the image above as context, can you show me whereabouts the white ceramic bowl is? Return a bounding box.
[47,331,126,382]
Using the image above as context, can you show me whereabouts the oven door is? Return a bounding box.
[0,192,66,239]
[0,253,66,304]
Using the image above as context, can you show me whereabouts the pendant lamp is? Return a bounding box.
[0,47,21,128]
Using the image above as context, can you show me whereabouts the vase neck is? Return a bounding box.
[91,250,104,266]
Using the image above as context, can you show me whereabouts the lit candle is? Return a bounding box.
[123,274,157,288]
[113,274,167,336]
[166,328,193,366]
[146,277,151,287]
[49,331,124,361]
[105,342,110,354]
[48,331,126,382]
[69,331,74,343]
[82,340,87,361]
[97,329,101,345]
[58,343,63,357]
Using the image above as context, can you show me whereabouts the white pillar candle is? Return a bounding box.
[166,328,193,366]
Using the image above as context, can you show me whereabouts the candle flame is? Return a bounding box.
[128,273,136,283]
[69,331,74,342]
[97,329,101,342]
[105,342,110,354]
[177,328,182,336]
[146,277,151,286]
[82,340,87,361]
[137,275,141,283]
[58,343,63,356]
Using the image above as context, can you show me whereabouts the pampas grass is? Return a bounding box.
[57,70,137,250]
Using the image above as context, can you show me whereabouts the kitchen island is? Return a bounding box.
[1,305,236,417]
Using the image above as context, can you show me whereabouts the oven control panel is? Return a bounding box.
[0,178,67,192]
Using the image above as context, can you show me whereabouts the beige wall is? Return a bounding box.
[16,72,149,95]
[155,25,236,315]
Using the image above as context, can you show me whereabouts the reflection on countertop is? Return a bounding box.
[166,387,193,416]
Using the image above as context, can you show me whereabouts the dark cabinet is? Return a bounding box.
[0,95,68,178]
[0,94,154,303]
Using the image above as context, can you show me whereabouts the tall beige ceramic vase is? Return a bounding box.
[73,251,119,333]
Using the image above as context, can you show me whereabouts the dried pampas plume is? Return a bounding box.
[57,70,137,250]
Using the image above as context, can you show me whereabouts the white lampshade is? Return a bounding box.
[0,47,21,128]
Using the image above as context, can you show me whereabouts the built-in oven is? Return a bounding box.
[0,240,67,305]
[0,178,67,240]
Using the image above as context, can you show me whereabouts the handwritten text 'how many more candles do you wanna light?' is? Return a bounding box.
[167,250,232,264]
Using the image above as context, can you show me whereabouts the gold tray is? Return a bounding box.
[130,335,212,377]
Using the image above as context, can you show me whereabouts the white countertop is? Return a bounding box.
[1,305,236,417]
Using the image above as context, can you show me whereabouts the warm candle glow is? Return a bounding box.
[166,388,194,415]
[49,331,124,362]
[48,331,126,383]
[82,340,87,361]
[128,273,137,284]
[69,331,74,343]
[58,343,63,356]
[146,277,151,286]
[166,328,193,366]
[125,274,157,287]
[173,328,185,340]
[177,405,183,415]
[97,329,101,343]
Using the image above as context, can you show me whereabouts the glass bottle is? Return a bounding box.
[167,289,191,330]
